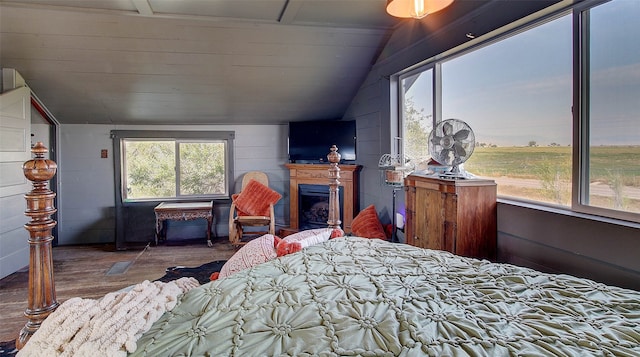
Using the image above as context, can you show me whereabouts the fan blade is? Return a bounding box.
[431,135,443,147]
[453,129,470,141]
[440,148,453,164]
[443,122,453,136]
[453,142,467,158]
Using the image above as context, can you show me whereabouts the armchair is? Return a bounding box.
[228,171,280,246]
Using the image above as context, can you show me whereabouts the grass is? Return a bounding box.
[462,145,640,211]
[466,145,640,186]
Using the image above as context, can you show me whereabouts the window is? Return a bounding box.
[400,68,435,170]
[578,0,640,221]
[112,131,234,202]
[442,15,573,207]
[395,0,639,223]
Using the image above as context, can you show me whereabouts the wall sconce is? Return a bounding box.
[386,0,454,19]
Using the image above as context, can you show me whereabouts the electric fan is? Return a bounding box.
[428,119,476,179]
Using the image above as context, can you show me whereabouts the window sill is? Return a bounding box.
[497,198,640,230]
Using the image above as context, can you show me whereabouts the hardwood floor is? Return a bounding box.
[0,237,237,342]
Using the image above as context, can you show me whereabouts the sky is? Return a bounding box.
[407,0,639,147]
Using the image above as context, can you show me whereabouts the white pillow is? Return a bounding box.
[282,227,344,248]
[218,234,279,278]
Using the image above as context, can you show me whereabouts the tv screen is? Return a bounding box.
[288,120,356,163]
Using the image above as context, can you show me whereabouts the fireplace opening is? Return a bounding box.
[298,184,343,230]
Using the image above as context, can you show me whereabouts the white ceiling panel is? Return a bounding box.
[292,0,396,28]
[1,0,137,11]
[3,0,532,125]
[149,0,288,22]
[0,0,402,124]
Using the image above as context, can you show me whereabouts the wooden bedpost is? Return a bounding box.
[327,145,341,229]
[17,142,59,350]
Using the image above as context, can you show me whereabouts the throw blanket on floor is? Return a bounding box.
[17,277,199,357]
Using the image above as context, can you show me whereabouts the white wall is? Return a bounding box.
[0,69,31,279]
[31,109,49,154]
[57,123,289,245]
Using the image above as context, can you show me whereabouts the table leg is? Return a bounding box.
[155,217,163,246]
[207,217,213,247]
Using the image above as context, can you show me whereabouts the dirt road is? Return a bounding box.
[487,176,640,200]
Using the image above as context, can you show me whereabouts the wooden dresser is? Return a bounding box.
[404,174,497,260]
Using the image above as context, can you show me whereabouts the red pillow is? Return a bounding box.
[351,205,387,240]
[233,179,282,216]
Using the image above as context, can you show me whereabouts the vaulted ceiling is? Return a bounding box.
[0,0,483,125]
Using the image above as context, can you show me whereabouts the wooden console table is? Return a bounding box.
[285,164,361,233]
[154,201,214,247]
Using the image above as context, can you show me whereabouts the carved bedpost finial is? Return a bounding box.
[327,145,341,229]
[17,142,59,350]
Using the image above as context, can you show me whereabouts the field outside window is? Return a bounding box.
[443,14,573,207]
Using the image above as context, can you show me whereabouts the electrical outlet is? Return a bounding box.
[101,149,108,158]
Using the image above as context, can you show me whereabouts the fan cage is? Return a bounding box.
[427,119,476,179]
[378,153,414,186]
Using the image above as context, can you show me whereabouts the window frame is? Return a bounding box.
[396,65,438,161]
[112,130,235,204]
[572,0,639,223]
[392,0,639,224]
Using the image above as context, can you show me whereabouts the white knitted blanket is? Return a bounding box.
[17,277,200,357]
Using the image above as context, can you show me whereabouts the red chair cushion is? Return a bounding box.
[233,179,282,216]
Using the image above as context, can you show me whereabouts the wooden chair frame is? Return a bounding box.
[228,171,276,246]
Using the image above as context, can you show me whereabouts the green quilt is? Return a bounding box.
[131,237,640,356]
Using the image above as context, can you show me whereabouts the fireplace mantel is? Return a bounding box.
[285,163,361,233]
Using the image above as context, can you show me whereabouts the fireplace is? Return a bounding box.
[298,184,343,230]
[285,163,361,233]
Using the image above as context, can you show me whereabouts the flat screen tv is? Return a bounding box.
[288,120,356,164]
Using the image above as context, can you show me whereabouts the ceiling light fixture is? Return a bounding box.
[386,0,454,19]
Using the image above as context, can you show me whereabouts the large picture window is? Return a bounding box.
[112,131,234,202]
[395,0,639,223]
[442,14,573,207]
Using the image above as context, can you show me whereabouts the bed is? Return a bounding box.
[130,236,640,356]
[16,144,640,356]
